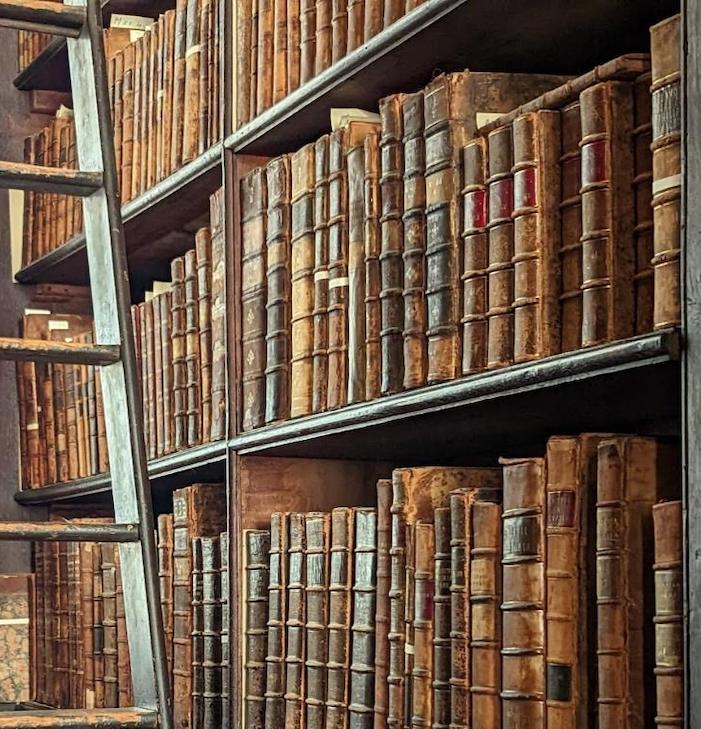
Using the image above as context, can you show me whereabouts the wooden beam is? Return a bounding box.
[0,161,102,196]
[0,0,86,37]
[0,521,140,542]
[0,337,119,365]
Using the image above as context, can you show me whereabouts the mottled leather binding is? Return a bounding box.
[197,228,214,442]
[80,541,95,708]
[241,168,268,431]
[157,513,174,682]
[138,27,151,195]
[182,0,202,164]
[202,536,222,729]
[256,0,274,113]
[374,480,392,729]
[250,0,259,120]
[185,249,202,446]
[245,529,271,729]
[153,298,165,458]
[101,544,118,708]
[171,256,188,449]
[288,0,301,94]
[162,11,176,179]
[209,188,227,441]
[304,513,330,729]
[272,0,288,103]
[579,82,635,347]
[363,0,381,40]
[653,500,683,729]
[160,293,174,455]
[144,300,157,460]
[650,15,681,330]
[197,0,212,158]
[291,145,317,418]
[192,538,205,729]
[315,0,332,74]
[237,0,253,127]
[171,0,187,171]
[364,132,382,401]
[115,555,132,707]
[121,44,135,201]
[330,0,347,64]
[131,35,144,200]
[92,543,104,708]
[221,531,230,729]
[432,508,451,729]
[300,0,316,83]
[265,156,292,424]
[147,21,160,188]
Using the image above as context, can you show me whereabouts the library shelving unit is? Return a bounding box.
[7,0,700,726]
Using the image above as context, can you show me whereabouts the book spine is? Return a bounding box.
[287,0,301,93]
[92,543,104,708]
[86,362,98,475]
[53,360,69,483]
[652,500,683,729]
[650,15,681,330]
[202,536,222,729]
[113,51,124,193]
[101,544,118,708]
[95,368,108,473]
[162,11,176,178]
[363,0,381,40]
[121,44,135,201]
[41,357,58,484]
[171,257,188,448]
[171,0,187,171]
[250,0,260,121]
[300,0,316,84]
[379,95,405,395]
[197,228,214,441]
[220,532,230,729]
[183,0,202,164]
[198,0,212,157]
[330,0,346,64]
[145,300,157,459]
[138,27,151,196]
[374,479,392,729]
[304,514,330,729]
[411,521,434,729]
[314,0,331,73]
[246,530,272,729]
[185,249,202,446]
[153,296,165,458]
[173,488,193,729]
[290,145,317,418]
[158,514,175,680]
[21,135,36,268]
[209,189,227,441]
[236,0,253,126]
[347,0,364,52]
[68,542,80,707]
[501,457,545,729]
[147,21,160,188]
[241,168,268,431]
[192,537,204,729]
[34,544,46,704]
[256,0,274,113]
[272,0,288,103]
[116,555,132,706]
[130,37,143,201]
[432,508,451,729]
[160,292,174,454]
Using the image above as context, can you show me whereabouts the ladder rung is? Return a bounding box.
[0,0,86,38]
[0,338,120,365]
[0,161,102,196]
[0,709,158,729]
[0,522,140,542]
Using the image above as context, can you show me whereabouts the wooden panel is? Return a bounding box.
[0,708,158,729]
[0,520,139,542]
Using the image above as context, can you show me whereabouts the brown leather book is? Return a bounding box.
[650,14,681,330]
[363,0,381,40]
[95,368,108,473]
[241,168,268,431]
[265,513,289,729]
[257,0,274,113]
[68,542,81,706]
[192,537,205,729]
[147,21,160,189]
[209,188,227,441]
[363,132,382,401]
[21,135,36,267]
[486,125,514,370]
[173,483,227,729]
[284,513,307,729]
[158,513,175,681]
[250,0,260,120]
[80,542,95,708]
[220,532,230,729]
[632,72,654,334]
[312,136,330,413]
[160,292,174,455]
[121,44,136,200]
[198,0,212,158]
[138,27,152,196]
[208,0,220,147]
[171,0,188,171]
[300,0,316,84]
[135,304,147,455]
[92,543,104,708]
[512,110,562,363]
[265,156,292,424]
[34,544,46,703]
[202,536,222,729]
[374,480,392,729]
[287,0,301,94]
[325,507,354,729]
[347,0,364,52]
[401,92,427,389]
[154,16,166,182]
[500,457,545,729]
[272,0,288,104]
[330,0,347,64]
[290,145,317,418]
[197,228,214,442]
[101,544,118,707]
[237,0,253,127]
[185,248,203,446]
[314,0,331,73]
[348,509,377,729]
[432,508,451,729]
[113,52,125,193]
[86,360,98,475]
[130,37,143,201]
[56,536,69,705]
[153,297,165,458]
[579,81,635,347]
[183,0,202,164]
[245,529,271,729]
[304,513,331,729]
[145,300,158,460]
[461,137,489,374]
[652,500,683,729]
[172,257,188,448]
[162,11,177,179]
[115,555,132,707]
[379,94,406,395]
[558,101,583,353]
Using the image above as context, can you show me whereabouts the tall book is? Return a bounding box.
[221,531,230,729]
[373,480,392,729]
[579,81,635,347]
[158,514,175,680]
[185,249,202,446]
[244,529,271,729]
[346,0,363,52]
[652,500,683,729]
[209,189,227,441]
[500,457,545,729]
[101,544,118,708]
[250,0,259,120]
[237,0,253,127]
[300,0,316,83]
[197,228,214,441]
[265,156,292,424]
[115,553,132,707]
[171,0,188,171]
[287,0,301,93]
[330,0,346,64]
[202,536,222,729]
[411,521,434,729]
[92,543,104,709]
[290,145,317,418]
[241,168,268,431]
[272,0,288,103]
[153,298,165,457]
[256,0,274,112]
[160,292,174,455]
[171,256,188,449]
[182,0,202,164]
[314,0,331,74]
[80,542,95,708]
[304,513,331,729]
[432,508,451,729]
[650,15,681,330]
[364,131,382,401]
[192,538,205,729]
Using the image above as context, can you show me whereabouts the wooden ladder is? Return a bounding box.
[0,2,172,728]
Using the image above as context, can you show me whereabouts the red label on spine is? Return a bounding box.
[464,189,487,228]
[581,139,608,186]
[488,178,514,222]
[514,167,538,209]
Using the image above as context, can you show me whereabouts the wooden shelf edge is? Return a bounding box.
[13,439,228,505]
[14,37,69,93]
[230,329,680,454]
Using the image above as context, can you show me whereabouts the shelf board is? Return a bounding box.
[13,440,228,508]
[15,144,223,295]
[230,330,682,462]
[226,0,678,155]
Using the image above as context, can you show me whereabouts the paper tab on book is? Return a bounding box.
[331,108,381,130]
[24,308,51,316]
[48,320,70,331]
[110,14,153,31]
[476,112,506,129]
[56,105,74,120]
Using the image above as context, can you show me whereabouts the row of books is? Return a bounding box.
[242,437,682,729]
[31,483,229,729]
[20,0,222,267]
[16,188,226,489]
[236,0,421,126]
[239,15,681,431]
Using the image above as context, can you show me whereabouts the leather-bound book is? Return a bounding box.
[138,27,152,195]
[511,110,562,363]
[101,544,118,707]
[304,513,330,729]
[92,543,104,708]
[379,94,406,395]
[364,132,382,401]
[197,0,211,157]
[241,168,268,431]
[113,52,124,191]
[257,0,274,113]
[272,0,288,103]
[153,298,165,458]
[160,293,174,454]
[265,513,290,729]
[135,304,146,454]
[250,0,260,120]
[192,538,205,729]
[265,156,292,424]
[285,514,307,729]
[579,81,635,347]
[288,0,301,94]
[245,529,271,729]
[197,228,214,441]
[461,137,489,374]
[64,346,80,481]
[349,508,378,729]
[56,537,68,705]
[374,479,392,729]
[116,556,132,706]
[68,542,80,706]
[202,536,223,729]
[312,136,330,413]
[500,456,545,729]
[220,532,230,729]
[300,0,315,84]
[632,72,654,334]
[130,37,143,200]
[290,144,316,418]
[325,507,355,729]
[147,21,160,189]
[21,135,36,268]
[86,362,98,475]
[185,248,203,446]
[162,11,176,179]
[486,125,515,369]
[432,508,451,729]
[171,0,187,171]
[652,500,683,729]
[145,300,157,460]
[402,92,427,389]
[158,514,175,679]
[347,0,364,52]
[173,484,227,729]
[314,0,331,73]
[95,369,108,473]
[237,0,253,126]
[209,189,227,441]
[121,44,136,201]
[558,101,583,353]
[80,542,95,707]
[330,0,346,64]
[172,256,188,449]
[650,15,681,330]
[363,0,381,40]
[183,0,202,164]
